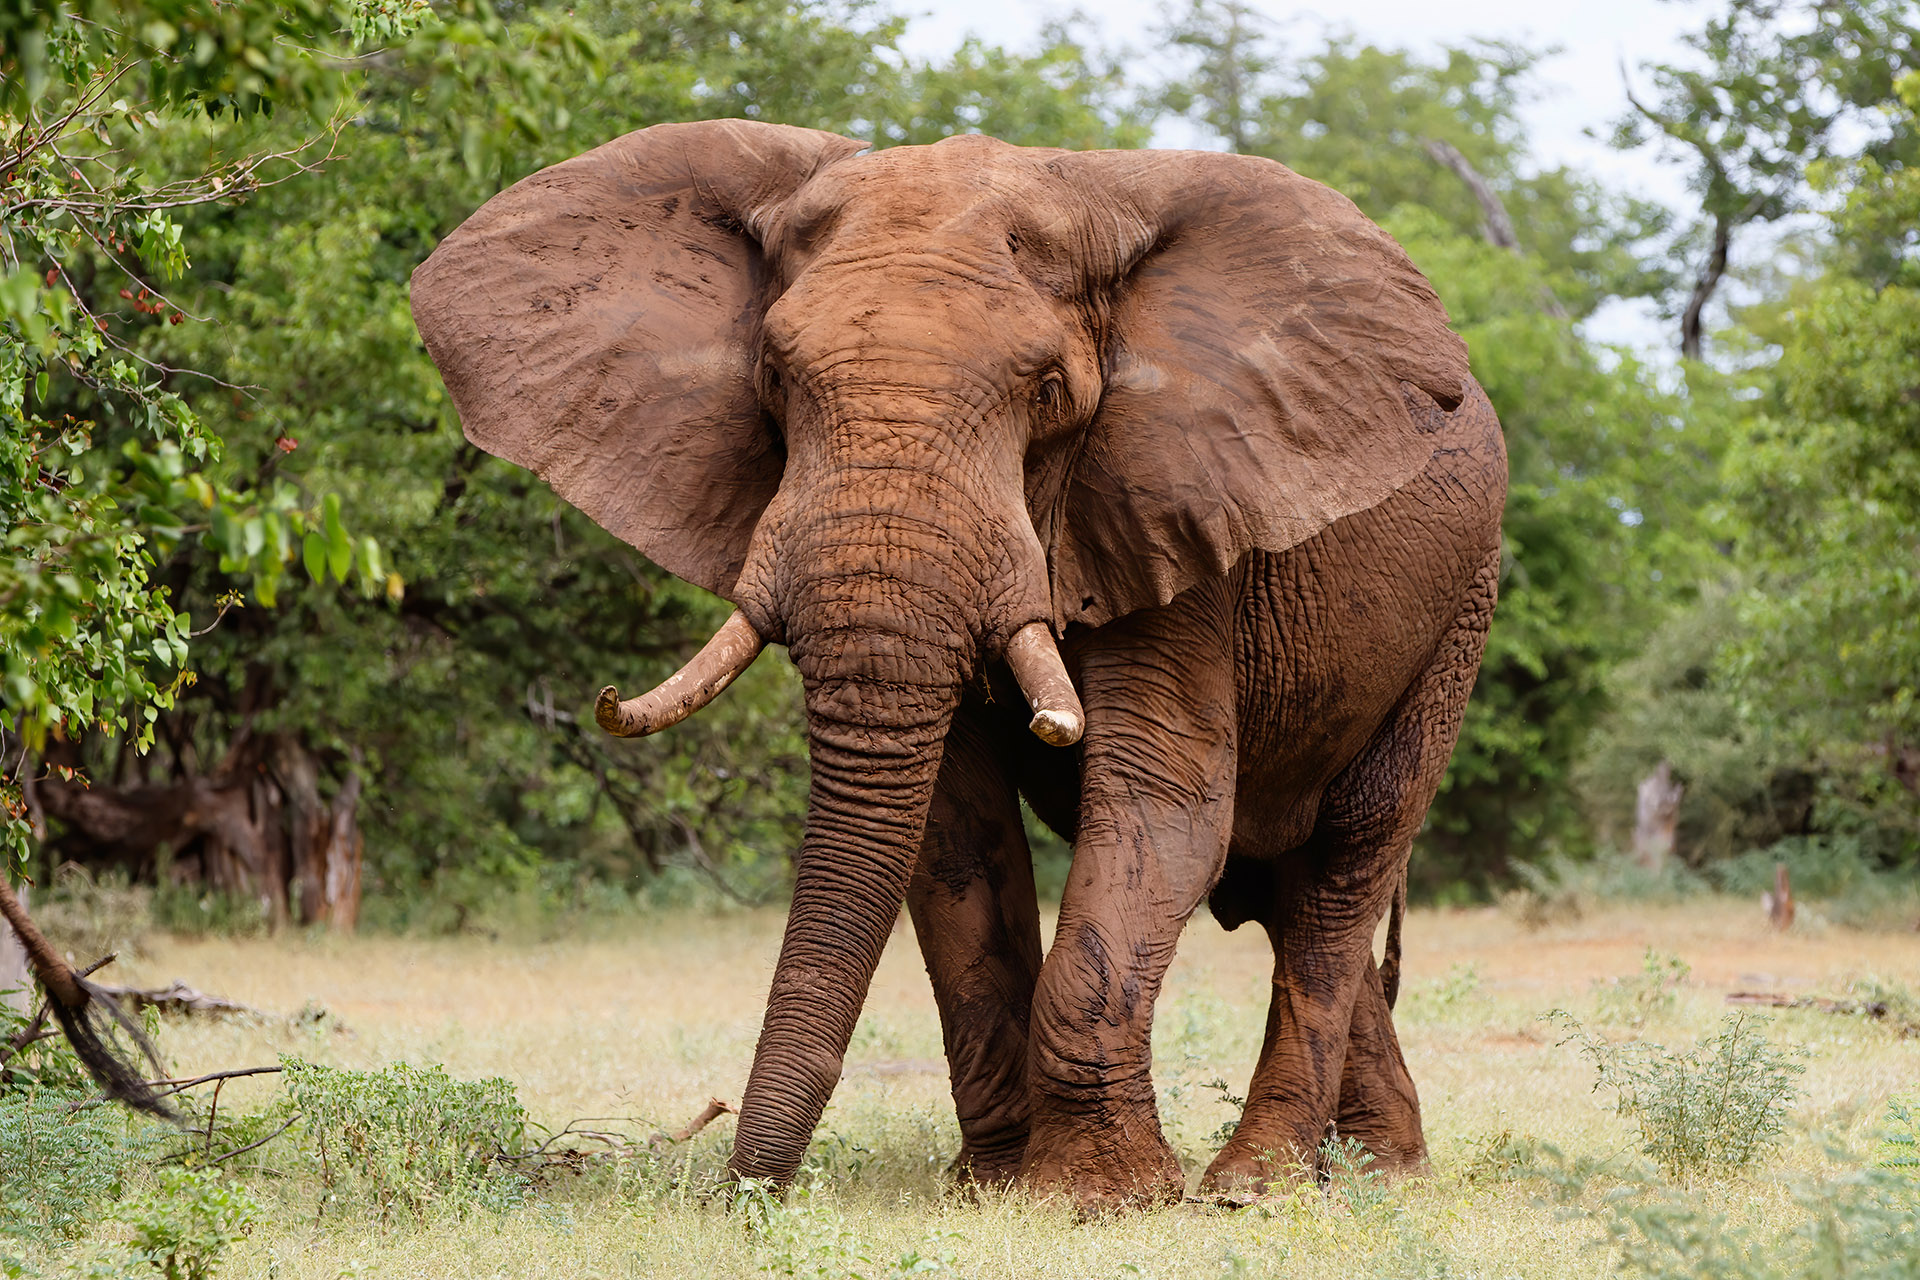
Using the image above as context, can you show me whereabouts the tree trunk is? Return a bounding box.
[1422,136,1569,321]
[1680,213,1734,362]
[1762,862,1795,931]
[36,733,362,930]
[1633,760,1684,872]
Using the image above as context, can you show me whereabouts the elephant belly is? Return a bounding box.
[1227,400,1505,857]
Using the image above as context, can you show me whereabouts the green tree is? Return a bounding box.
[1716,69,1920,858]
[876,21,1152,149]
[1156,0,1279,154]
[1614,0,1920,359]
[0,0,440,876]
[1581,65,1920,877]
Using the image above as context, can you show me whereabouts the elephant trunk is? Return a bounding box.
[727,663,957,1184]
[726,505,974,1185]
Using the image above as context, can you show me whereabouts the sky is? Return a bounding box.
[889,0,1718,352]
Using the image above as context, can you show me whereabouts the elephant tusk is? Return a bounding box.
[595,609,765,738]
[1005,621,1084,747]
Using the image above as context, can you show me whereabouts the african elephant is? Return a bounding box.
[410,122,1505,1211]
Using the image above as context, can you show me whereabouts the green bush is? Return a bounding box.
[117,1169,260,1280]
[1554,1011,1805,1182]
[282,1058,528,1220]
[146,884,270,940]
[0,1090,139,1242]
[1502,850,1705,927]
[1602,1100,1920,1280]
[1594,950,1692,1029]
[1714,834,1887,899]
[1573,596,1821,869]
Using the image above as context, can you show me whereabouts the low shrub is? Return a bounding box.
[1603,1100,1920,1280]
[1419,961,1487,1013]
[117,1168,260,1280]
[1503,850,1705,927]
[1711,834,1890,901]
[282,1058,528,1220]
[1594,949,1692,1029]
[146,885,270,940]
[1552,1010,1805,1182]
[0,1090,140,1243]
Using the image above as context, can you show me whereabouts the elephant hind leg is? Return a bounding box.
[1330,954,1425,1173]
[1202,546,1498,1195]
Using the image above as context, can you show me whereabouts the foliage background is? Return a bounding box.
[4,0,1917,920]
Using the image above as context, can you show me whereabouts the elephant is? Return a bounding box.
[410,122,1506,1212]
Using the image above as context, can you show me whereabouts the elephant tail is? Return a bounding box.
[1380,871,1407,1010]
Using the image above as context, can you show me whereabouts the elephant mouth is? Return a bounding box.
[595,611,1083,746]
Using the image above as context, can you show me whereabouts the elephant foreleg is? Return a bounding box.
[906,708,1043,1185]
[1020,579,1239,1212]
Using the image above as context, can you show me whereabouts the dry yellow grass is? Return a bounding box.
[35,898,1920,1277]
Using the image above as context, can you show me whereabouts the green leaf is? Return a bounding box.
[327,525,352,581]
[358,536,385,594]
[303,531,328,582]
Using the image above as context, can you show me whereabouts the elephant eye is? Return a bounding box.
[1036,374,1063,408]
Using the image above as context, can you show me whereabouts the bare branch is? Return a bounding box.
[1421,137,1568,321]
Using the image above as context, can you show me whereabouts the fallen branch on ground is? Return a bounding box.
[503,1098,738,1170]
[95,980,266,1019]
[655,1097,735,1148]
[1725,991,1914,1034]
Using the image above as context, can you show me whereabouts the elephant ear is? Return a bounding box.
[411,120,865,598]
[1043,150,1471,629]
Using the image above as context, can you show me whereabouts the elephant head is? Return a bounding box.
[410,122,1468,1186]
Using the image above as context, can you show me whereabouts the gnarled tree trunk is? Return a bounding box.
[35,732,362,931]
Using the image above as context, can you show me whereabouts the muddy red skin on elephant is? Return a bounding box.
[410,124,1506,1212]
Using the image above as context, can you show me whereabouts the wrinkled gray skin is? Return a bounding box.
[411,122,1508,1212]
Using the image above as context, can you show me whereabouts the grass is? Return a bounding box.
[16,897,1920,1278]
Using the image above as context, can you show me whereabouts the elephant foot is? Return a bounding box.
[1322,1120,1428,1179]
[1200,1123,1424,1198]
[1198,1136,1315,1198]
[1018,1117,1185,1215]
[946,1135,1027,1190]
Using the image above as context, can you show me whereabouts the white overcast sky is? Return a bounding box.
[890,0,1715,351]
[893,0,1700,201]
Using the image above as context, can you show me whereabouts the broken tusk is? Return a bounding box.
[1004,621,1084,747]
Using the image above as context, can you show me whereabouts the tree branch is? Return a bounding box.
[1421,137,1568,320]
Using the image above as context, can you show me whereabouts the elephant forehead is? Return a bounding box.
[784,141,1075,244]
